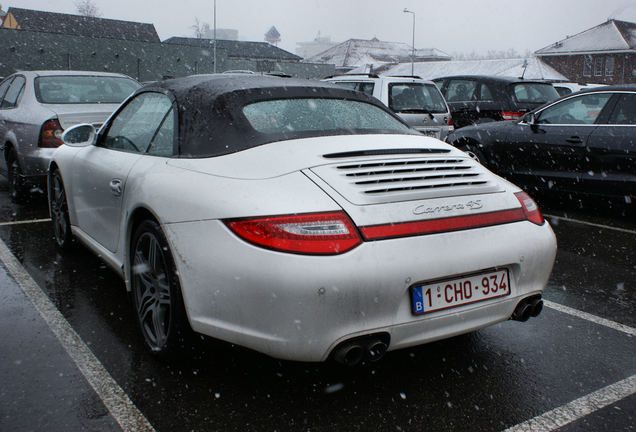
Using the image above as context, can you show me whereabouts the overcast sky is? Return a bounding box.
[10,0,636,56]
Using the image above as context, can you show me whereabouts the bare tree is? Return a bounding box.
[75,0,102,17]
[192,17,214,39]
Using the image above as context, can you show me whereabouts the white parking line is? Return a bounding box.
[0,238,155,432]
[545,214,636,235]
[503,374,636,432]
[0,218,51,226]
[544,300,636,337]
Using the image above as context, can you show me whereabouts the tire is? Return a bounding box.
[7,150,26,203]
[50,170,73,250]
[131,220,189,358]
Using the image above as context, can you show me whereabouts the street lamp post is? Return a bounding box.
[403,8,415,76]
[213,0,217,73]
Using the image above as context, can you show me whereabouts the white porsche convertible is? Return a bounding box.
[49,75,556,364]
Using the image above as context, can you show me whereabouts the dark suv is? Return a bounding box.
[433,75,559,129]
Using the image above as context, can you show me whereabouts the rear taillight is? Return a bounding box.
[224,211,362,255]
[501,111,524,121]
[515,192,544,225]
[447,115,454,129]
[39,119,64,148]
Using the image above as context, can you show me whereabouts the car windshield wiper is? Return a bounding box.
[396,108,436,119]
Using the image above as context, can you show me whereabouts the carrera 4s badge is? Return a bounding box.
[413,200,483,216]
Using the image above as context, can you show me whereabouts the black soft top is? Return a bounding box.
[139,74,413,157]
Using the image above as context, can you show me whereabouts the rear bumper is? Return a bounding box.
[164,217,556,362]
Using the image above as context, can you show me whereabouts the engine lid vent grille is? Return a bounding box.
[310,156,502,204]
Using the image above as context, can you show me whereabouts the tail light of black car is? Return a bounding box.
[501,111,525,121]
[38,119,64,148]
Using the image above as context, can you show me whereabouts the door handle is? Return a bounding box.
[109,179,122,196]
[565,136,583,144]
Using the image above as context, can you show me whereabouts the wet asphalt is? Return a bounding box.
[0,180,634,432]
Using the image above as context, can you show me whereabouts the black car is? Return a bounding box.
[433,75,560,129]
[446,85,635,204]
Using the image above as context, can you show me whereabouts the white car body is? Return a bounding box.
[49,76,556,363]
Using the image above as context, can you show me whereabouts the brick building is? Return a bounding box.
[535,19,635,85]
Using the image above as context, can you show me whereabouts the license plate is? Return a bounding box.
[411,269,510,315]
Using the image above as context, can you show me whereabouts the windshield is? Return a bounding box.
[35,75,141,104]
[389,83,448,113]
[512,83,559,104]
[243,98,409,133]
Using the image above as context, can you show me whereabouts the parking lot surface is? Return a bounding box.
[0,181,633,432]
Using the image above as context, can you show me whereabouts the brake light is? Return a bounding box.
[39,119,64,148]
[514,192,544,225]
[447,115,454,128]
[501,111,524,121]
[224,211,362,255]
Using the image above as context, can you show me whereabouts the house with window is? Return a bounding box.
[535,19,635,85]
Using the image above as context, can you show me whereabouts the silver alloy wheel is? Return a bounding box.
[51,172,71,248]
[133,230,172,351]
[464,149,481,163]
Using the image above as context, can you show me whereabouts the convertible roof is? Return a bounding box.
[140,74,410,157]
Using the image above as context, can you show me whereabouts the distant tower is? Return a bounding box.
[265,26,281,45]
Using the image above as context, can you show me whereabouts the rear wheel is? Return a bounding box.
[50,170,73,249]
[7,150,26,203]
[131,220,189,358]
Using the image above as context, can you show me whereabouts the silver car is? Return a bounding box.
[0,70,140,202]
[324,74,454,140]
[50,75,556,364]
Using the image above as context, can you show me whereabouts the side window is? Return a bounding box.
[0,78,13,107]
[607,94,636,125]
[537,93,612,125]
[147,109,175,156]
[357,82,375,95]
[1,76,25,109]
[445,80,477,102]
[102,92,173,154]
[478,83,494,101]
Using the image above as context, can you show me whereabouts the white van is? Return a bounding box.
[324,74,453,140]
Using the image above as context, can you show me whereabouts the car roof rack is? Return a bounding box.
[324,73,379,79]
[387,75,424,80]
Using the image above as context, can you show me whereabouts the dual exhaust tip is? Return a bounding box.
[331,333,390,366]
[511,295,543,322]
[333,296,543,365]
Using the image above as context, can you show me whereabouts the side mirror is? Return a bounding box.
[62,123,97,146]
[524,112,539,131]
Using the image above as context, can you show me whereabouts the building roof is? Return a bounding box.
[307,38,451,70]
[383,57,567,81]
[535,19,636,55]
[3,7,159,42]
[163,37,301,61]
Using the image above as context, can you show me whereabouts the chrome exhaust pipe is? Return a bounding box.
[332,344,365,366]
[529,298,543,317]
[511,295,542,322]
[366,341,388,362]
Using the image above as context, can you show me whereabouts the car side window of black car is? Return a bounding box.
[607,93,636,125]
[445,80,477,102]
[102,92,173,154]
[0,78,13,108]
[0,76,25,109]
[536,93,612,125]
